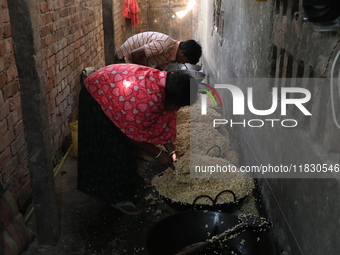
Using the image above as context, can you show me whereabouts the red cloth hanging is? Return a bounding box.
[122,0,140,27]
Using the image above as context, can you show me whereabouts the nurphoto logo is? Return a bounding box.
[200,84,312,128]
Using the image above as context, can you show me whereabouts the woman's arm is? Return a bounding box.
[128,138,175,170]
[130,46,146,65]
[163,142,180,162]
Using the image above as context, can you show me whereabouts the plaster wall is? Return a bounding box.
[194,0,340,254]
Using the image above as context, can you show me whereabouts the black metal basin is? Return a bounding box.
[147,210,277,255]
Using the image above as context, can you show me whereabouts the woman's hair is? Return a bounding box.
[165,71,198,107]
[179,40,202,65]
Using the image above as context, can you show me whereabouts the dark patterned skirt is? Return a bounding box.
[77,86,145,204]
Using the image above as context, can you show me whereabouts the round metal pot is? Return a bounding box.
[147,210,275,255]
[166,63,202,71]
[160,189,250,213]
[178,70,206,83]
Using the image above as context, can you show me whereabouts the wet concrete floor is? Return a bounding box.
[21,154,273,255]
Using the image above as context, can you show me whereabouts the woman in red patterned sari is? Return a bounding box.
[77,64,197,214]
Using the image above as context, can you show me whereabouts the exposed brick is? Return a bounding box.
[56,51,64,63]
[44,34,55,47]
[1,0,105,207]
[3,80,19,99]
[45,79,55,92]
[43,46,55,59]
[0,128,15,152]
[48,1,55,12]
[0,55,9,70]
[13,119,24,136]
[60,8,69,18]
[46,67,56,79]
[0,147,11,170]
[64,0,76,7]
[40,24,51,37]
[3,23,11,38]
[0,72,7,88]
[0,8,10,23]
[10,133,25,155]
[6,106,22,128]
[38,15,46,26]
[0,118,7,136]
[67,52,74,65]
[5,154,19,178]
[8,52,15,67]
[0,41,7,57]
[6,66,18,83]
[9,92,20,111]
[46,55,56,69]
[0,99,9,120]
[39,2,49,13]
[0,0,8,8]
[17,145,28,165]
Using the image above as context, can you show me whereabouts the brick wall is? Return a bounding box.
[1,0,194,210]
[0,0,105,208]
[133,0,193,40]
[37,0,105,163]
[131,0,148,33]
[0,0,28,204]
[114,0,126,51]
[113,0,193,50]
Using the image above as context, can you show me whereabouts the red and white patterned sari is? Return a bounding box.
[84,64,177,145]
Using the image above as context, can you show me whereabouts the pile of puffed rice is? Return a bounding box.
[152,95,255,206]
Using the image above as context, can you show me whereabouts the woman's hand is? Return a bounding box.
[163,143,181,161]
[128,139,177,169]
[156,150,175,170]
[168,150,180,162]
